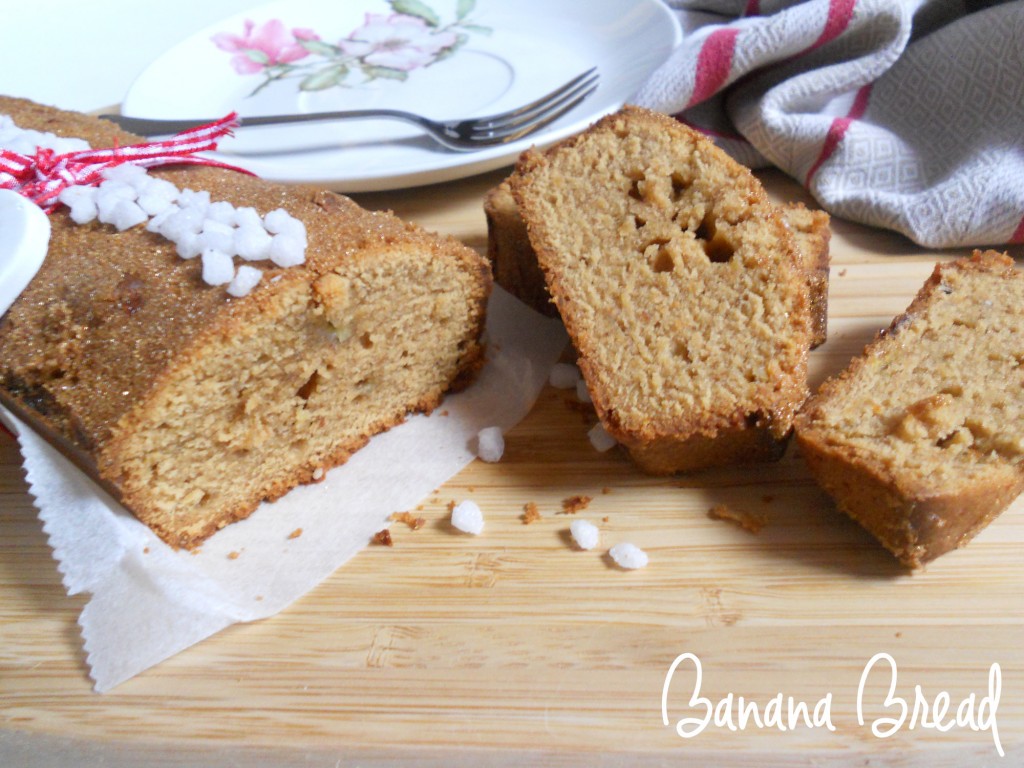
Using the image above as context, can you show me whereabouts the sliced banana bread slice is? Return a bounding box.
[511,106,811,474]
[796,250,1024,568]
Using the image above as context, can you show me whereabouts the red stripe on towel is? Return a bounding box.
[1011,216,1024,244]
[811,0,857,50]
[687,28,741,108]
[805,83,872,186]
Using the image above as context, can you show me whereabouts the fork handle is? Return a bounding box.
[99,110,423,137]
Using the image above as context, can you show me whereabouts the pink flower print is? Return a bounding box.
[212,19,320,75]
[339,13,458,72]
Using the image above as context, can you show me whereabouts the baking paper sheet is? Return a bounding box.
[2,287,567,692]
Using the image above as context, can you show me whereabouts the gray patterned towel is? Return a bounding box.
[633,0,1024,248]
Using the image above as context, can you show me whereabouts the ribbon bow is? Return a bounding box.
[0,113,252,212]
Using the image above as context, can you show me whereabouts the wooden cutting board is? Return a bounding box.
[2,168,1022,767]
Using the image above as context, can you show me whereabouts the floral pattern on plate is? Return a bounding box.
[212,0,491,96]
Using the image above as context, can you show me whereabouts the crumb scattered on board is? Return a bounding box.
[374,529,394,547]
[522,502,542,524]
[287,527,303,540]
[561,495,592,515]
[391,511,426,530]
[707,504,768,534]
[227,551,240,560]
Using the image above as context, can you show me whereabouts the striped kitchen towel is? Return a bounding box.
[633,0,1024,248]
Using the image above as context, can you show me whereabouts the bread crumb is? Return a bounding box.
[287,527,303,540]
[374,529,394,547]
[601,487,612,495]
[391,511,426,530]
[561,495,592,514]
[838,268,848,277]
[602,516,610,523]
[143,547,150,554]
[227,551,240,560]
[446,500,456,513]
[522,502,542,524]
[708,504,768,534]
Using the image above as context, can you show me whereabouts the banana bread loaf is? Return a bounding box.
[795,250,1024,568]
[511,106,811,474]
[0,96,491,549]
[486,180,831,347]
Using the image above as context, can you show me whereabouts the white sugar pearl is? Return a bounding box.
[101,164,148,185]
[146,204,179,233]
[549,363,580,389]
[110,199,148,231]
[137,192,176,217]
[269,233,306,267]
[57,184,95,207]
[451,500,484,535]
[158,206,204,239]
[197,220,235,253]
[232,206,263,230]
[576,378,593,403]
[175,232,202,260]
[476,426,504,463]
[588,423,617,453]
[200,248,235,286]
[68,201,97,225]
[569,519,600,550]
[234,225,272,261]
[263,208,294,234]
[205,200,236,224]
[97,179,137,201]
[178,188,211,215]
[227,265,262,297]
[609,542,648,570]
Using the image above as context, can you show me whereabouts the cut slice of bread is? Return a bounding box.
[511,106,812,474]
[796,250,1024,568]
[486,179,831,347]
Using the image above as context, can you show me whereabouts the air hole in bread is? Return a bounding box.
[359,332,374,349]
[670,172,690,201]
[628,177,644,201]
[651,247,675,274]
[296,370,321,401]
[695,214,735,263]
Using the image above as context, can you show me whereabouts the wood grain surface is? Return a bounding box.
[2,167,1023,767]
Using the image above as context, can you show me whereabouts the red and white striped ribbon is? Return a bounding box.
[0,113,252,212]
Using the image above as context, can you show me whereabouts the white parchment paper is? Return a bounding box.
[1,287,567,692]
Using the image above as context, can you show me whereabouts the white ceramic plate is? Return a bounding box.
[121,0,681,191]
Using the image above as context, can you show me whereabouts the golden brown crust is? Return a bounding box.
[795,250,1024,567]
[0,96,492,549]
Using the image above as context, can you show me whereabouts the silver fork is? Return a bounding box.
[100,68,599,152]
